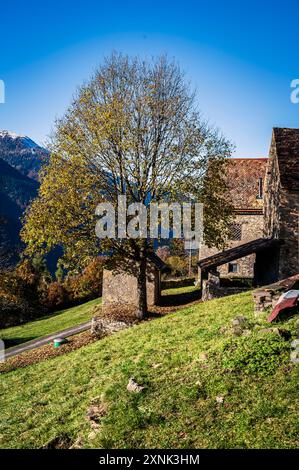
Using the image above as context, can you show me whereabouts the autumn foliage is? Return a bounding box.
[0,257,105,327]
[21,53,233,320]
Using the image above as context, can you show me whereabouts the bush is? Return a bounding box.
[0,295,38,328]
[220,277,253,288]
[162,253,198,279]
[44,282,68,310]
[0,256,105,327]
[0,267,44,327]
[64,257,105,304]
[221,335,290,376]
[14,259,38,286]
[161,277,196,289]
[166,256,189,277]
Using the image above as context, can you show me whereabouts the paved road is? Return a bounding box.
[4,321,92,359]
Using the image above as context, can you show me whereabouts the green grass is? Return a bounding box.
[162,285,197,295]
[0,298,101,348]
[0,287,196,349]
[0,291,298,449]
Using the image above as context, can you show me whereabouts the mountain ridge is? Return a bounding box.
[0,131,46,268]
[0,130,49,180]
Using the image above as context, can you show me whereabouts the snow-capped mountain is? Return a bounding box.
[0,130,38,148]
[0,130,49,180]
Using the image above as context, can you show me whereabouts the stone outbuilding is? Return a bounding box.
[263,128,299,281]
[102,253,166,316]
[198,127,299,297]
[198,157,267,279]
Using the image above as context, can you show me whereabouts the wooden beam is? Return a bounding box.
[198,238,282,271]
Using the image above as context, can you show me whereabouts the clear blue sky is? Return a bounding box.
[0,0,298,156]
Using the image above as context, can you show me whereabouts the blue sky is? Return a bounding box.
[0,0,298,156]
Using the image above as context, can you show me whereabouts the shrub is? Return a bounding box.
[161,277,196,289]
[0,268,43,327]
[64,257,105,304]
[166,256,189,277]
[220,277,254,288]
[221,335,290,376]
[45,281,68,310]
[14,259,38,286]
[0,256,105,327]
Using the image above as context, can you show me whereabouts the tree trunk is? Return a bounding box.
[135,255,148,320]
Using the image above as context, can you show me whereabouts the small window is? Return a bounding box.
[257,177,263,199]
[228,263,238,273]
[228,223,242,241]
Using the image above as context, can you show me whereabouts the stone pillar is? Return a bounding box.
[202,269,220,301]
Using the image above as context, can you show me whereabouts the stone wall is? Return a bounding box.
[278,189,299,279]
[264,137,299,280]
[253,274,299,315]
[102,264,160,315]
[199,212,264,279]
[252,289,280,315]
[263,138,281,239]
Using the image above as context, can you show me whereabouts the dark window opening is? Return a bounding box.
[257,177,263,199]
[228,263,238,273]
[228,223,242,241]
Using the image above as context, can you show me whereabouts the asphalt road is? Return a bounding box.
[4,320,92,359]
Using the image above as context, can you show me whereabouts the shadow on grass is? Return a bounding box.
[273,307,299,323]
[2,337,37,348]
[160,288,201,307]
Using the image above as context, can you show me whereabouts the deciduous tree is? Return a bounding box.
[22,53,233,319]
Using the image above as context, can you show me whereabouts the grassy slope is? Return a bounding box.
[0,287,195,348]
[0,291,298,449]
[0,298,101,347]
[162,285,197,295]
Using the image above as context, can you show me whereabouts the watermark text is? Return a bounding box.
[0,80,5,104]
[290,79,299,104]
[95,196,203,249]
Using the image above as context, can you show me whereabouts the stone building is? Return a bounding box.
[102,253,165,316]
[198,127,299,296]
[198,158,268,279]
[261,127,299,281]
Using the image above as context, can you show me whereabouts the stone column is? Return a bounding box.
[202,269,220,301]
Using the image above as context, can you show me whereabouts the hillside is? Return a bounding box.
[0,297,101,348]
[0,291,298,449]
[0,158,39,267]
[0,130,49,180]
[0,131,50,267]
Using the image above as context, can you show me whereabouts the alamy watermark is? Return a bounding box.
[95,196,203,249]
[0,79,5,104]
[290,79,299,104]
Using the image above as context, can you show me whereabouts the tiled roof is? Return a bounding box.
[225,158,268,210]
[273,128,299,191]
